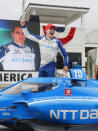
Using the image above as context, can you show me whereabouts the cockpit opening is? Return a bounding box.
[3,81,57,94]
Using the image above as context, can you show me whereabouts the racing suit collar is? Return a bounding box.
[45,36,55,40]
[13,42,25,48]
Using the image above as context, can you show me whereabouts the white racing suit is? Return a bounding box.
[22,26,69,77]
[0,42,35,70]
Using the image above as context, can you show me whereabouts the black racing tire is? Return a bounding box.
[11,123,34,131]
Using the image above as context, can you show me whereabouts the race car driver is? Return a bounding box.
[20,20,69,77]
[0,25,35,70]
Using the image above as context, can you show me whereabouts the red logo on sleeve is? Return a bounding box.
[65,89,72,96]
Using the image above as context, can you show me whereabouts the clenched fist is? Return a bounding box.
[63,66,68,72]
[20,20,25,26]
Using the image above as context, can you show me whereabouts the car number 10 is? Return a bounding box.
[74,70,82,78]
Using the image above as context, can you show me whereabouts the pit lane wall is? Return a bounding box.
[0,71,38,89]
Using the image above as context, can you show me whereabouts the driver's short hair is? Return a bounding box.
[12,24,22,33]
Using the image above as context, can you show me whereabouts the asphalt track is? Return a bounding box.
[0,125,98,131]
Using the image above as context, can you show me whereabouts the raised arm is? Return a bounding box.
[20,20,41,43]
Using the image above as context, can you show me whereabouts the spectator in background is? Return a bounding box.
[0,25,36,70]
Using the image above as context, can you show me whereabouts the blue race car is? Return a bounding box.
[0,66,98,130]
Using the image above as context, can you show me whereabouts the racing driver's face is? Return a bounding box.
[12,27,25,45]
[46,27,55,38]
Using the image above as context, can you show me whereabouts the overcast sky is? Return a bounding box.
[0,0,98,29]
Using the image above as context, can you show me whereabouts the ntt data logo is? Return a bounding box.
[50,109,98,120]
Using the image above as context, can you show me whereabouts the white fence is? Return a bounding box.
[85,29,98,44]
